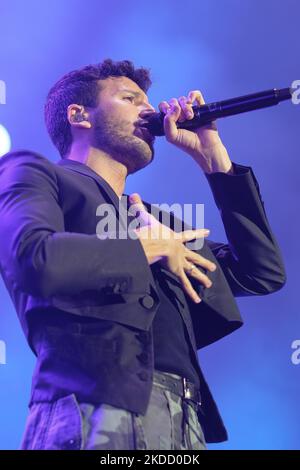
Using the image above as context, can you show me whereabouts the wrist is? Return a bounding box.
[192,143,233,174]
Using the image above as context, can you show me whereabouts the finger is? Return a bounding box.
[169,97,186,123]
[129,193,146,210]
[167,98,182,120]
[158,101,171,114]
[184,262,213,288]
[184,248,217,272]
[163,98,182,141]
[178,96,194,120]
[178,270,202,304]
[129,193,154,226]
[187,91,218,131]
[180,228,210,243]
[187,90,206,106]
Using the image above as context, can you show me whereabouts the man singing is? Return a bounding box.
[0,59,286,450]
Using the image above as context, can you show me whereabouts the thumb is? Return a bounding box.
[129,193,160,229]
[129,193,153,227]
[129,193,146,209]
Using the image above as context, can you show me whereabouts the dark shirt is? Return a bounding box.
[151,265,201,389]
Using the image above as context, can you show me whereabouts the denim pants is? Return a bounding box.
[20,371,206,450]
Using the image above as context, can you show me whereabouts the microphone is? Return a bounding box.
[144,87,293,136]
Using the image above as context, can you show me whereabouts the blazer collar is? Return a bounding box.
[56,159,130,221]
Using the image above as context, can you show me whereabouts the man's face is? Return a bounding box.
[90,76,156,175]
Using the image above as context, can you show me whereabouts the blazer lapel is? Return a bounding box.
[57,159,129,229]
[56,159,158,295]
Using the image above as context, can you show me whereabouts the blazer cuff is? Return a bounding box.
[204,161,264,211]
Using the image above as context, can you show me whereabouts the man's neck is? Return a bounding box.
[66,145,127,198]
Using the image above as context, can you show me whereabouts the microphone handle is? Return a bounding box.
[145,87,292,136]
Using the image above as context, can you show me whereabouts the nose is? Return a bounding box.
[139,103,156,118]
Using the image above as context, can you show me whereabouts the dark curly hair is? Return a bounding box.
[44,59,152,158]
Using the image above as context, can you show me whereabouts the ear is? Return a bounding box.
[67,104,92,129]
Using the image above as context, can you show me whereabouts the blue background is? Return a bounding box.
[0,0,299,450]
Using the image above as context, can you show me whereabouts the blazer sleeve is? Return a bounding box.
[204,162,286,296]
[0,151,150,299]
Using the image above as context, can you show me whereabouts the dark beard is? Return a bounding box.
[91,109,155,175]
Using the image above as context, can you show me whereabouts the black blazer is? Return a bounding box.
[0,151,286,443]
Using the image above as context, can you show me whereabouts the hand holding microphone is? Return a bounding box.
[141,86,292,174]
[142,90,233,174]
[145,87,292,136]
